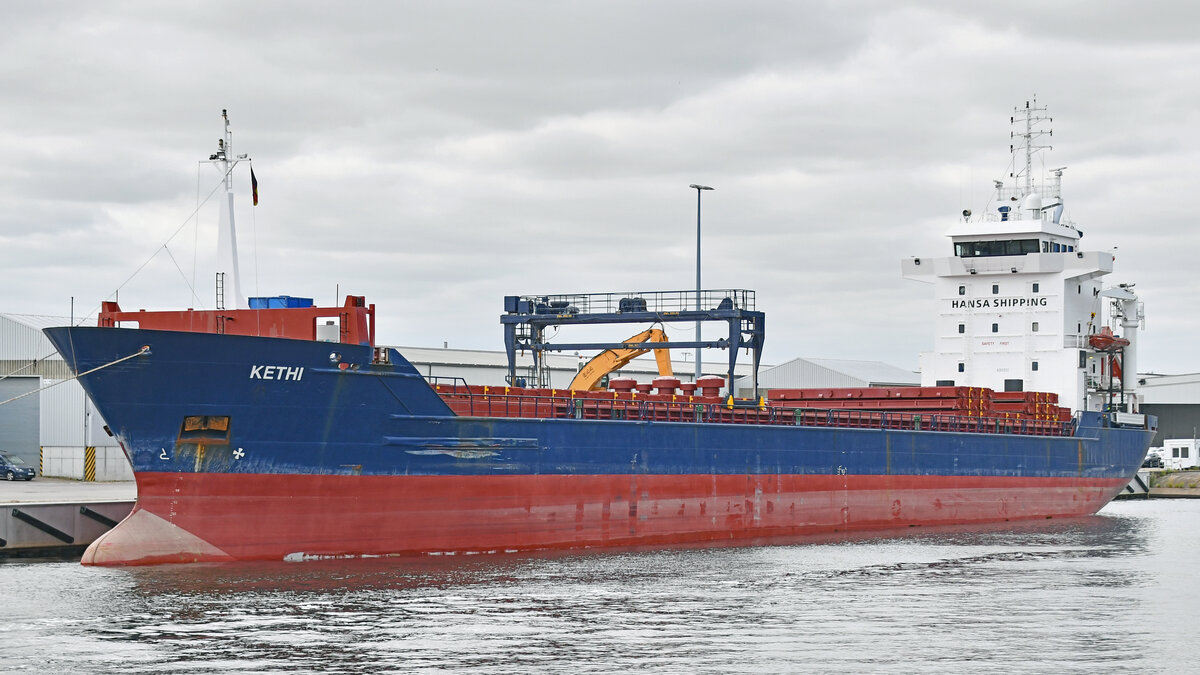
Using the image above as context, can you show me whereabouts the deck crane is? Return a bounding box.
[568,327,672,391]
[501,290,764,396]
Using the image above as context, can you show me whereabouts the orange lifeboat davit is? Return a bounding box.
[1089,326,1130,352]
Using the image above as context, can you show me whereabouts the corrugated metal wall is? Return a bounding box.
[1,314,83,378]
[0,315,52,361]
[1,314,119,450]
[39,380,119,447]
[0,359,72,380]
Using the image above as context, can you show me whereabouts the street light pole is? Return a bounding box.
[689,184,713,383]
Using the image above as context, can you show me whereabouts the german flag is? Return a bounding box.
[251,167,259,206]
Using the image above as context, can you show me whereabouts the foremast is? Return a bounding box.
[209,109,250,310]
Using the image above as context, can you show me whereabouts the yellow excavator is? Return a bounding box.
[568,327,672,391]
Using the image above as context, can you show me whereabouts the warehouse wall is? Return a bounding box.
[37,379,127,480]
[1141,404,1200,447]
[38,379,119,447]
[0,376,40,469]
[39,446,133,481]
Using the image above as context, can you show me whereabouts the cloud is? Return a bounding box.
[2,1,1199,377]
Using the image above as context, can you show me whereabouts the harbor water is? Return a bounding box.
[1,499,1197,674]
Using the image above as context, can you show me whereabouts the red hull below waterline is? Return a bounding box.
[82,472,1129,566]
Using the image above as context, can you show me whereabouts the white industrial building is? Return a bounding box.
[1139,372,1200,449]
[735,357,918,398]
[0,313,129,481]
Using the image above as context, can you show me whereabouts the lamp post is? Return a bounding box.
[689,184,713,383]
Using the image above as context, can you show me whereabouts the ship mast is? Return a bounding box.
[209,109,249,310]
[1010,97,1053,199]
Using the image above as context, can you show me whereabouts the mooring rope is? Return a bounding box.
[0,345,150,408]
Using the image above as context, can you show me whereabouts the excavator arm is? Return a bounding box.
[568,327,672,391]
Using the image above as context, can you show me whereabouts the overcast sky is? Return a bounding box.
[2,1,1198,374]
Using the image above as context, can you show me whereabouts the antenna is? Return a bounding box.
[1011,96,1053,198]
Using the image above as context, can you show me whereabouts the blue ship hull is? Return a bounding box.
[44,326,1156,565]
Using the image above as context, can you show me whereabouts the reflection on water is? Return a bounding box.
[2,500,1197,674]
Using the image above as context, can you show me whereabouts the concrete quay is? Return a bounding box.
[1116,469,1200,500]
[0,478,136,558]
[1146,469,1200,497]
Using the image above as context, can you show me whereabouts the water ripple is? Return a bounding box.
[1,501,1197,674]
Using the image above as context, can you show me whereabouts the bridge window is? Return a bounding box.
[958,363,965,373]
[958,285,966,296]
[992,323,999,333]
[1032,361,1039,371]
[955,239,1041,258]
[958,323,965,334]
[1032,282,1040,293]
[992,284,999,294]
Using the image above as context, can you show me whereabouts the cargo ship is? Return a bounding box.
[45,105,1155,565]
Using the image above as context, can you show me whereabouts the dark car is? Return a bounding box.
[1142,454,1164,468]
[0,453,36,481]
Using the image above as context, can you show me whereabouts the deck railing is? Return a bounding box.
[514,289,755,316]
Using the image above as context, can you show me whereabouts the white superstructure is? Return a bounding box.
[902,99,1144,412]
